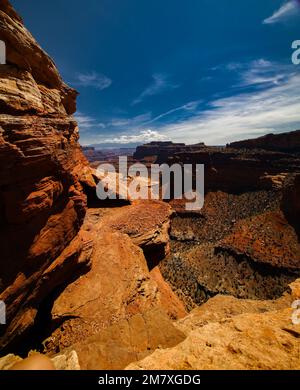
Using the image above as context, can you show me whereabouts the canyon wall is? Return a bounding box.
[0,2,185,362]
[228,130,300,153]
[133,138,300,194]
[169,148,300,193]
[0,0,95,350]
[134,141,205,161]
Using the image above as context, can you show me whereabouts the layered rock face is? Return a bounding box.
[0,2,186,365]
[1,0,300,371]
[168,148,300,193]
[0,1,95,350]
[133,133,300,194]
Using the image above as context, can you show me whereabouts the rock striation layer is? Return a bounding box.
[0,1,95,350]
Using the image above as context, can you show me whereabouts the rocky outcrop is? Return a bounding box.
[0,1,95,350]
[43,201,186,355]
[62,308,185,370]
[98,200,172,267]
[228,130,300,153]
[173,293,291,335]
[126,280,300,370]
[0,1,185,360]
[45,230,162,352]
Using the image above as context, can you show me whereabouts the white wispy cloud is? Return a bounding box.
[75,72,112,90]
[110,112,152,127]
[151,61,300,145]
[237,59,289,87]
[132,73,178,105]
[226,62,244,71]
[145,100,202,125]
[79,60,300,147]
[107,101,201,132]
[263,0,299,24]
[74,112,106,130]
[103,129,168,144]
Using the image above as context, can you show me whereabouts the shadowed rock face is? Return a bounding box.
[134,135,300,194]
[281,173,300,237]
[0,2,186,360]
[228,130,300,153]
[133,141,205,160]
[168,148,300,193]
[0,1,95,350]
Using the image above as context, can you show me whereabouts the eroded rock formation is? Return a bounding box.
[0,0,96,350]
[42,201,186,356]
[0,350,81,370]
[0,2,187,365]
[133,134,300,194]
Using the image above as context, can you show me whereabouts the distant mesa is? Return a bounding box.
[81,146,104,162]
[81,146,134,164]
[228,129,300,153]
[134,141,206,160]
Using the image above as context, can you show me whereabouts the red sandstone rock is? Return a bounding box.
[218,211,300,269]
[44,228,185,355]
[98,200,172,267]
[150,267,187,320]
[43,199,185,354]
[0,2,95,350]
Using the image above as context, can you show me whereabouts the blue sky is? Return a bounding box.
[12,0,300,147]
